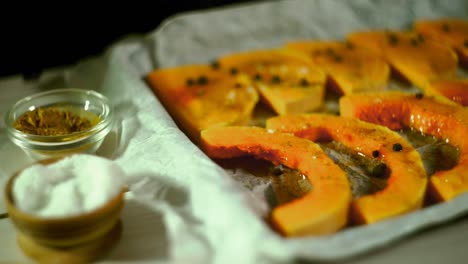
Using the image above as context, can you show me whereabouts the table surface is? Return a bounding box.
[1,205,467,263]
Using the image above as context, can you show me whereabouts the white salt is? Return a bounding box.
[12,154,125,218]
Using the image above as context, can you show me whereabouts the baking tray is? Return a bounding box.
[141,0,468,261]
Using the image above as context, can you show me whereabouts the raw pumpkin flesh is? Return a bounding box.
[428,78,468,106]
[200,126,351,236]
[266,114,427,225]
[347,31,459,95]
[146,64,259,144]
[218,49,327,115]
[414,19,468,68]
[285,41,390,95]
[340,91,468,202]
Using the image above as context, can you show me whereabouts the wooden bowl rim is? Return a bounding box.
[4,156,126,225]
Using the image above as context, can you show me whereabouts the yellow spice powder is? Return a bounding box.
[14,107,96,136]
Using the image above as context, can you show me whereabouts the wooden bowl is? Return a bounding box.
[4,158,125,248]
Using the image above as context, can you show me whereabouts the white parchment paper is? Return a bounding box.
[132,0,468,262]
[1,0,467,263]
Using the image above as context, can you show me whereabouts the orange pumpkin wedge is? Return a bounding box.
[428,78,468,106]
[347,31,459,94]
[146,65,259,144]
[218,49,327,115]
[415,19,468,68]
[285,41,390,95]
[340,91,468,202]
[266,114,427,225]
[346,31,389,55]
[200,126,351,236]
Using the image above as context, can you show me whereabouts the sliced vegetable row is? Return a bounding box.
[200,92,467,237]
[146,18,468,237]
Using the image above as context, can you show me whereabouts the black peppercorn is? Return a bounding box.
[464,39,468,48]
[334,55,343,62]
[271,75,281,84]
[210,60,220,70]
[197,75,208,85]
[393,143,403,152]
[415,92,424,99]
[230,67,239,75]
[300,78,310,87]
[186,78,195,86]
[254,73,262,81]
[372,150,380,158]
[388,34,399,45]
[442,23,450,32]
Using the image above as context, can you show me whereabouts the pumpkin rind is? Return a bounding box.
[146,65,259,144]
[266,114,427,224]
[218,49,327,115]
[340,91,468,202]
[285,41,390,95]
[200,126,351,236]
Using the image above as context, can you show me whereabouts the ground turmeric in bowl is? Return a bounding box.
[14,106,100,136]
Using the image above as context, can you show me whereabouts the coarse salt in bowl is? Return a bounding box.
[4,154,126,258]
[12,154,124,218]
[4,88,114,160]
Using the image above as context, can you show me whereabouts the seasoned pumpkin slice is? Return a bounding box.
[415,19,468,68]
[347,31,459,93]
[428,78,468,106]
[285,41,390,95]
[266,114,427,225]
[200,126,351,236]
[218,49,327,115]
[346,31,389,55]
[340,91,468,202]
[146,65,259,144]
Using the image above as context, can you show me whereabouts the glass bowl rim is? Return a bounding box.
[4,88,114,146]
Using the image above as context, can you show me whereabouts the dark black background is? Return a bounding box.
[0,1,254,78]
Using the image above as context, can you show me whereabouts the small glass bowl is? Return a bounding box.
[4,88,114,160]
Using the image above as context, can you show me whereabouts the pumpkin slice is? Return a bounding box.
[217,49,327,115]
[415,19,468,68]
[347,31,459,94]
[346,31,389,55]
[146,65,259,144]
[340,91,468,202]
[285,41,390,95]
[428,78,468,106]
[266,114,427,225]
[200,126,351,236]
